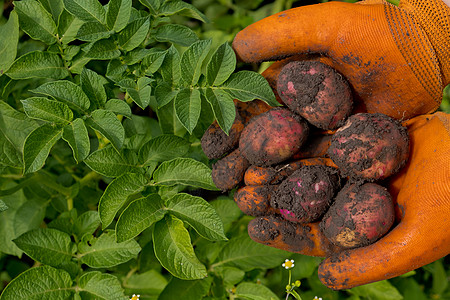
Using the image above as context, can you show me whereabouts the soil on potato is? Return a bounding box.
[211,148,249,191]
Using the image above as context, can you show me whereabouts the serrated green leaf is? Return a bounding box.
[15,0,58,45]
[158,277,212,300]
[32,80,90,112]
[116,193,166,242]
[98,172,147,228]
[85,38,120,60]
[138,134,189,166]
[181,39,211,86]
[39,0,64,22]
[153,214,207,280]
[106,0,132,32]
[207,42,236,86]
[6,51,70,80]
[76,21,111,42]
[105,99,132,118]
[13,228,76,267]
[0,102,38,168]
[62,118,90,163]
[174,88,201,134]
[86,109,125,150]
[213,234,288,271]
[0,10,19,75]
[23,124,63,174]
[118,17,150,51]
[73,211,100,239]
[221,71,278,106]
[235,282,280,300]
[155,82,178,108]
[159,1,209,23]
[160,45,181,85]
[63,0,106,23]
[84,146,139,177]
[205,88,235,134]
[21,97,73,124]
[58,10,85,44]
[78,271,126,300]
[155,24,198,46]
[167,193,227,241]
[153,157,217,190]
[79,231,141,268]
[0,266,73,299]
[349,280,403,300]
[81,68,107,109]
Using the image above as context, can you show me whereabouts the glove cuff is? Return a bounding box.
[399,0,450,86]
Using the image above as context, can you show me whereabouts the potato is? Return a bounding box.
[320,182,395,249]
[239,107,309,166]
[270,165,340,223]
[327,113,410,181]
[211,148,250,191]
[277,61,353,130]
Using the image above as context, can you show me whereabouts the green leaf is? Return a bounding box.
[153,214,207,280]
[118,17,150,52]
[23,124,63,174]
[235,282,280,300]
[32,80,90,112]
[0,188,26,256]
[204,88,235,134]
[84,146,139,177]
[141,48,166,75]
[158,277,212,300]
[98,172,147,228]
[106,0,132,32]
[73,210,101,239]
[155,82,178,108]
[13,198,49,238]
[180,39,211,86]
[160,45,181,85]
[79,231,141,268]
[349,280,403,300]
[155,24,198,46]
[6,51,70,80]
[0,10,19,75]
[85,38,120,60]
[106,59,127,82]
[38,0,64,22]
[213,234,288,271]
[159,0,209,23]
[0,102,38,168]
[139,0,161,14]
[21,97,73,124]
[76,21,111,42]
[13,228,76,267]
[174,88,201,134]
[207,42,236,86]
[58,10,85,44]
[0,200,8,212]
[78,271,125,299]
[123,269,168,298]
[14,0,58,45]
[153,157,217,190]
[78,271,125,300]
[0,266,73,299]
[62,118,90,163]
[167,193,227,241]
[221,71,278,106]
[105,99,132,118]
[81,68,107,109]
[215,266,245,285]
[127,77,152,109]
[138,134,190,165]
[116,193,166,242]
[63,0,106,23]
[86,109,125,150]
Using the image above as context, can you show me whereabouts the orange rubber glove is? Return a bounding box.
[232,0,450,121]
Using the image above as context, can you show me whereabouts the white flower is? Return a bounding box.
[130,294,140,300]
[282,259,295,269]
[313,297,323,300]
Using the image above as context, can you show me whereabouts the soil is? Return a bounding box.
[234,185,274,217]
[211,148,250,191]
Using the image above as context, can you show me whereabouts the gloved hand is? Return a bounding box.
[210,0,450,290]
[232,0,450,121]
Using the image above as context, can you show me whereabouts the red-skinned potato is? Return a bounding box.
[277,61,353,130]
[320,182,395,249]
[328,113,410,181]
[239,107,309,166]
